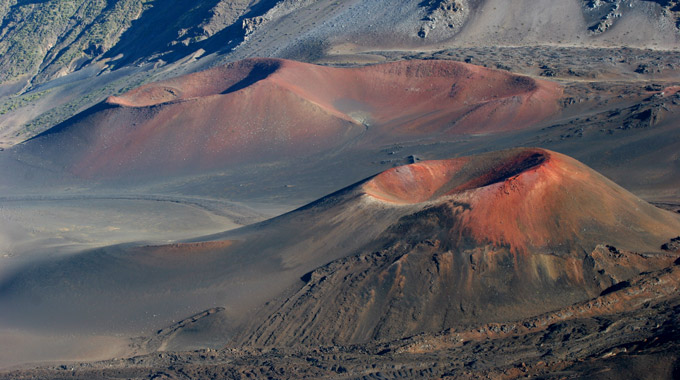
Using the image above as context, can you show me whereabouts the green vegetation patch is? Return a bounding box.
[0,89,51,115]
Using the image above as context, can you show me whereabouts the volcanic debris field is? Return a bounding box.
[1,1,680,379]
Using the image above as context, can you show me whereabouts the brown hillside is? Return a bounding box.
[242,148,680,346]
[21,59,561,178]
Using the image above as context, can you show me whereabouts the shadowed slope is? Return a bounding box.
[106,59,283,107]
[12,58,562,179]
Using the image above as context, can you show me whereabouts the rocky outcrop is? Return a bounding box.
[583,0,621,33]
[242,16,267,37]
[583,0,680,34]
[418,0,470,38]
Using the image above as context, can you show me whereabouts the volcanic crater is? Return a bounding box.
[16,59,562,179]
[238,148,680,346]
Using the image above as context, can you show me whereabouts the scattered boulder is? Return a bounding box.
[662,237,680,252]
[242,16,267,37]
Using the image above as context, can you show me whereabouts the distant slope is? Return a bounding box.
[11,58,561,179]
[0,0,255,86]
[431,0,680,48]
[2,0,678,87]
[230,0,680,60]
[1,0,678,147]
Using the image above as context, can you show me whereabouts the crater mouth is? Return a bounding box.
[362,148,549,204]
[107,59,283,107]
[458,150,547,190]
[220,60,282,95]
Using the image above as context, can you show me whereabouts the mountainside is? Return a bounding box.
[0,0,678,148]
[6,148,677,342]
[0,0,254,85]
[240,148,680,346]
[0,148,679,373]
[11,58,560,179]
[2,1,680,377]
[2,0,678,86]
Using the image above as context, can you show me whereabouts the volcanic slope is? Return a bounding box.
[239,148,680,346]
[12,58,561,179]
[1,148,679,366]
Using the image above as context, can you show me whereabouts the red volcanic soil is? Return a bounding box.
[363,148,678,255]
[244,148,680,345]
[25,58,561,178]
[110,58,561,135]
